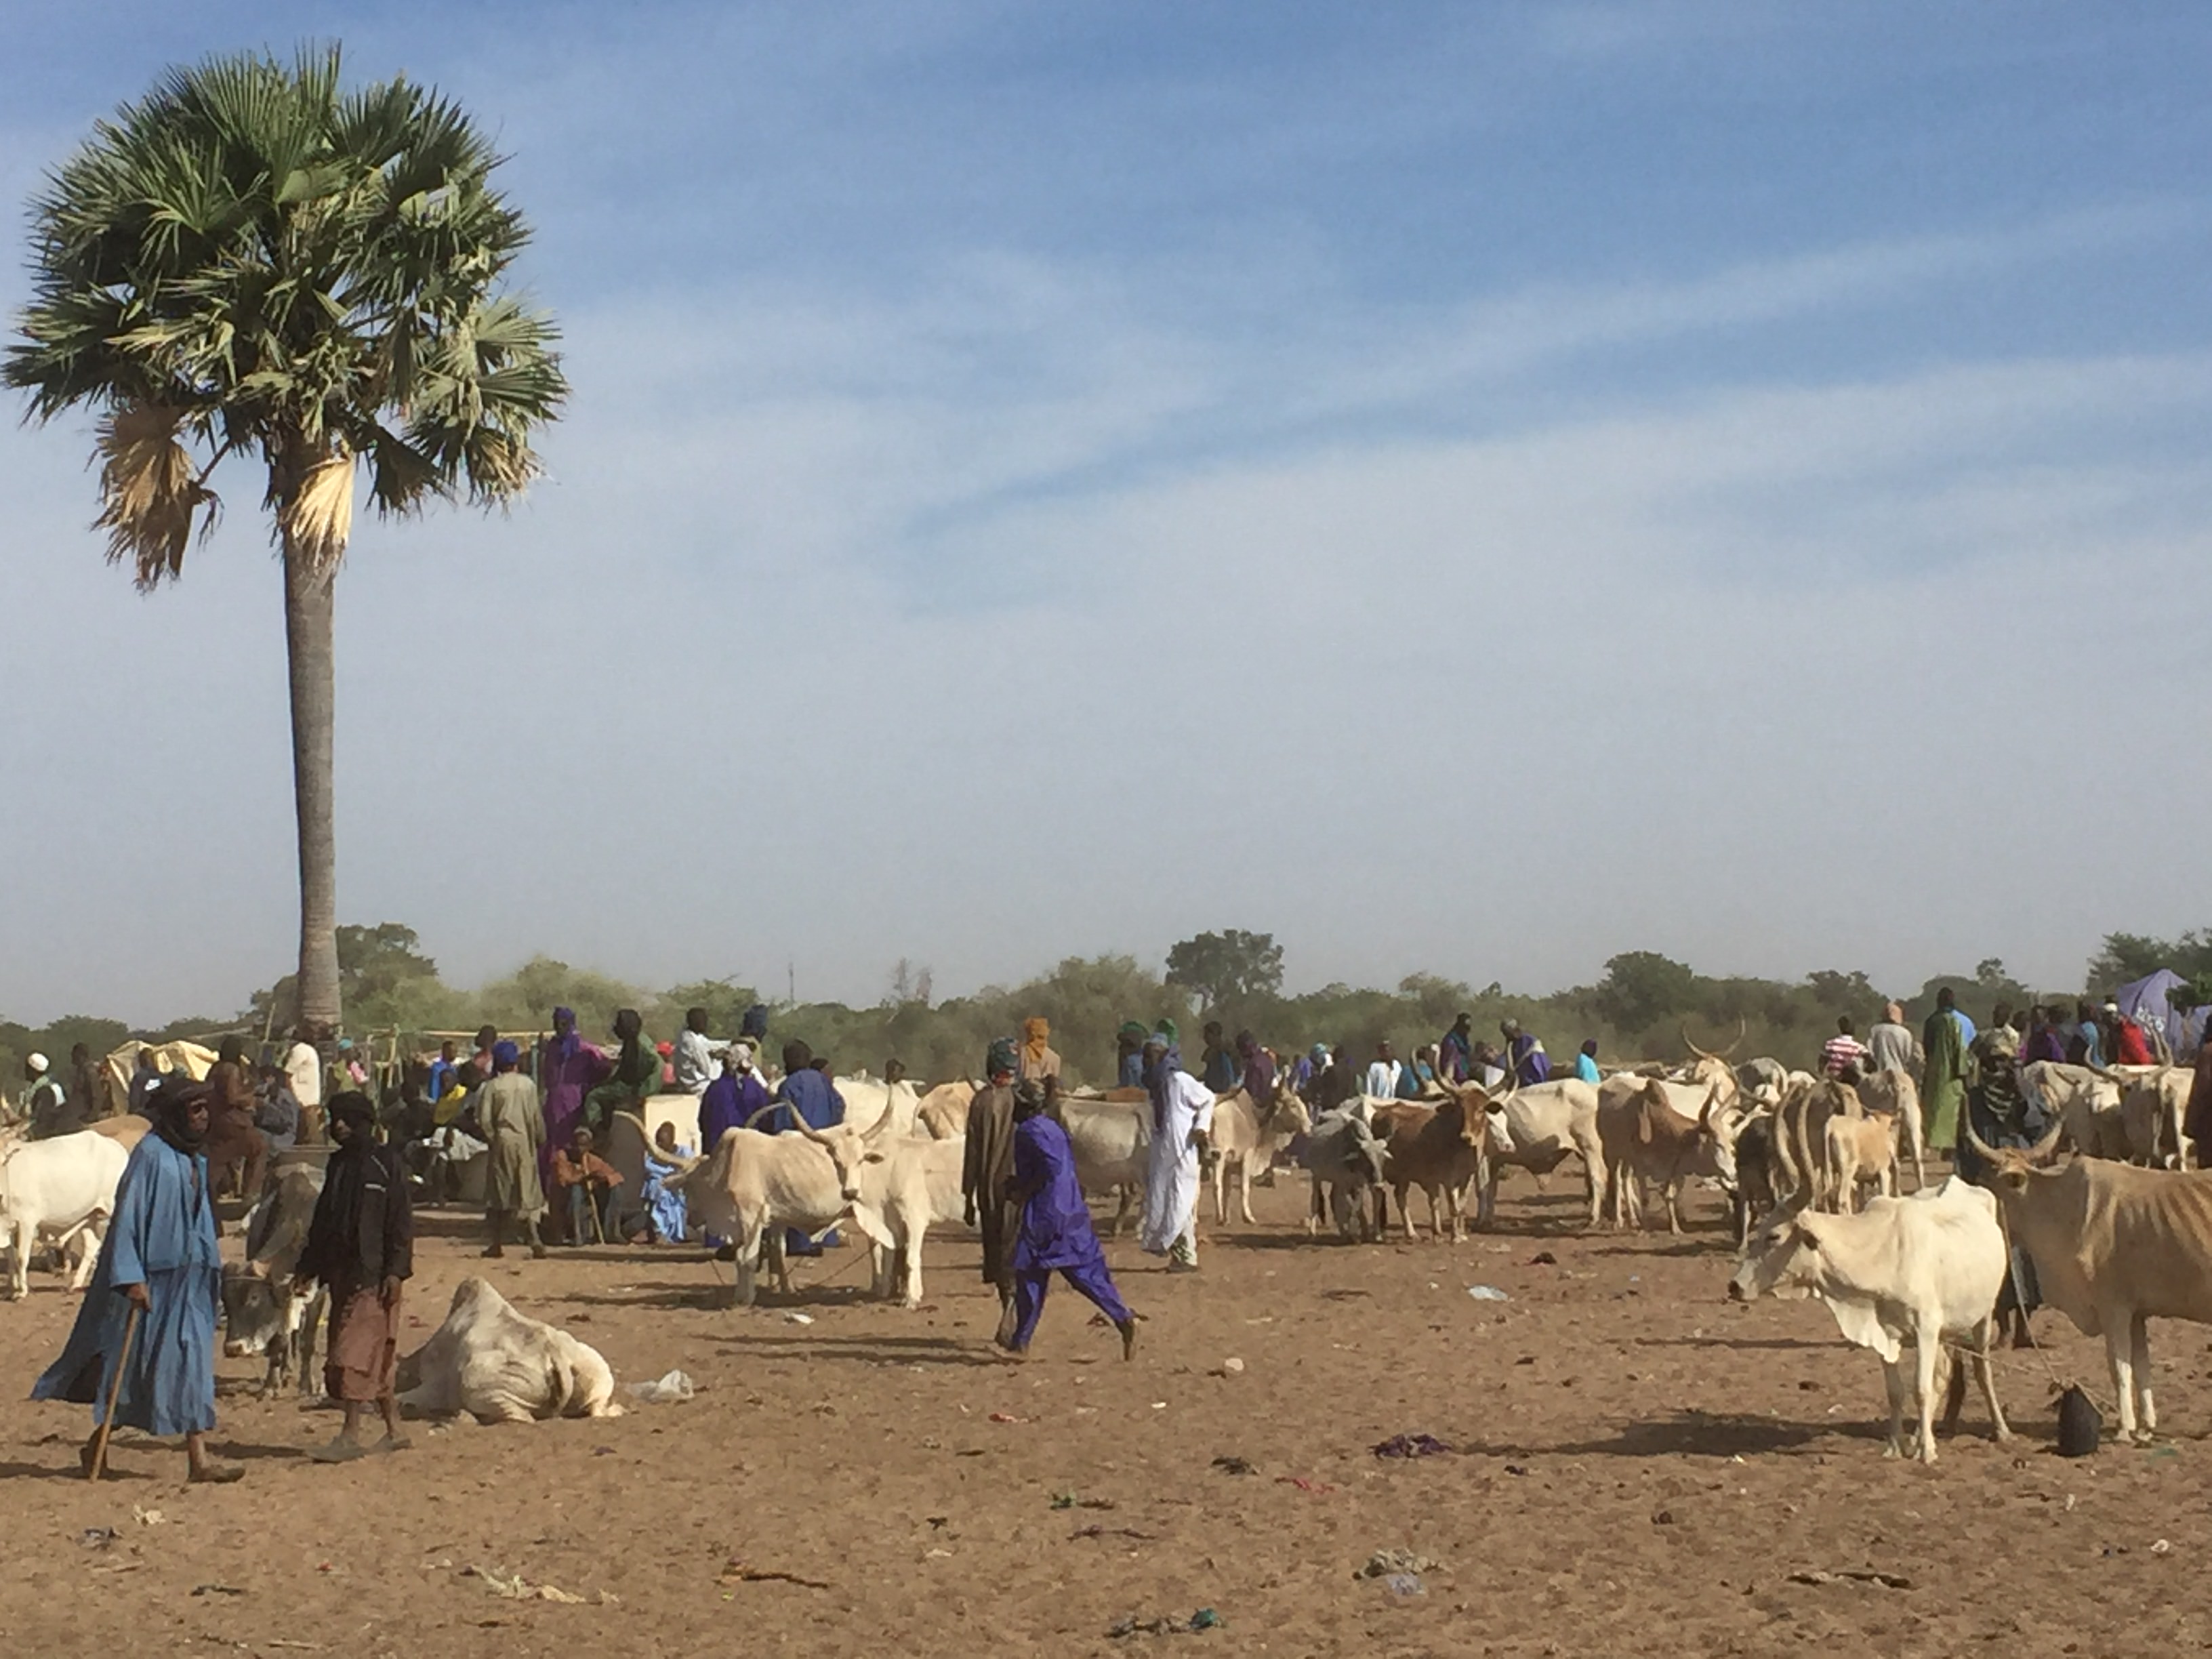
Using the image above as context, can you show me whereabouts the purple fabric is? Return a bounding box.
[1008,1115,1109,1274]
[1241,1048,1277,1108]
[1008,1260,1131,1350]
[1510,1033,1551,1086]
[1439,1029,1473,1084]
[700,1071,769,1147]
[540,1037,610,1189]
[2022,1027,2068,1065]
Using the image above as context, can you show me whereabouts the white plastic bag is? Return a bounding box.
[623,1368,695,1404]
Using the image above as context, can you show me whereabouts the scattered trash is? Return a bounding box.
[2152,1539,2173,1556]
[1528,1252,1557,1265]
[1072,1523,1158,1542]
[1275,1475,1336,1495]
[715,1558,832,1591]
[132,1506,165,1527]
[2057,1385,2101,1457]
[2064,1494,2077,1512]
[926,1548,954,1559]
[1786,1569,1912,1590]
[1051,1492,1115,1511]
[1357,1548,1439,1579]
[190,1584,246,1597]
[623,1369,695,1405]
[1372,1433,1452,1459]
[782,1313,815,1326]
[462,1565,616,1605]
[1151,1401,1168,1410]
[1221,1357,1245,1376]
[78,1528,117,1551]
[1466,1286,1509,1303]
[1381,1573,1424,1598]
[987,1412,1027,1425]
[1211,1456,1256,1476]
[1107,1610,1221,1637]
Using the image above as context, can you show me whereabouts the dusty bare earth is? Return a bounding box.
[0,1166,2205,1658]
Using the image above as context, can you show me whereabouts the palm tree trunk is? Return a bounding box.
[283,530,342,1038]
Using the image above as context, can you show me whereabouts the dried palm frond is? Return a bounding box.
[93,403,218,589]
[283,447,356,574]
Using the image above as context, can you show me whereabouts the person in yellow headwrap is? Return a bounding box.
[1017,1017,1061,1088]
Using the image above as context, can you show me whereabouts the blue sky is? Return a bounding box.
[3,3,2209,1023]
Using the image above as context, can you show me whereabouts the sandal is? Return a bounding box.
[308,1437,369,1464]
[188,1462,245,1484]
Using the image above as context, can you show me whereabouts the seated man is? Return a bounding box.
[552,1128,626,1246]
[642,1122,692,1244]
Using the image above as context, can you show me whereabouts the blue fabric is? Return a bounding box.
[1948,1008,1977,1047]
[767,1069,844,1133]
[1118,1050,1145,1088]
[1574,1052,1601,1084]
[1438,1029,1473,1083]
[33,1136,219,1436]
[427,1059,456,1103]
[1008,1261,1132,1350]
[1201,1046,1238,1092]
[643,1149,690,1242]
[1393,1063,1422,1099]
[2078,1023,2104,1067]
[1009,1116,1110,1273]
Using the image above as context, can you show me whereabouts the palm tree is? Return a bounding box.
[6,46,566,1038]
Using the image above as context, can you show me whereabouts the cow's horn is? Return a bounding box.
[1680,1026,1717,1063]
[2028,1118,2064,1162]
[1960,1122,2001,1162]
[741,1099,791,1131]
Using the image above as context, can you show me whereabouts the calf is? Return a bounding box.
[1730,1112,1779,1248]
[1729,1179,2011,1462]
[221,1161,328,1394]
[1826,1104,1899,1213]
[1852,1069,1927,1190]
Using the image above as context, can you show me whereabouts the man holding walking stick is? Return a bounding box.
[33,1078,241,1483]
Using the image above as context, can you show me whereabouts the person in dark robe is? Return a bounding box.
[764,1040,844,1254]
[1438,1014,1475,1086]
[963,1038,1023,1344]
[296,1092,413,1460]
[581,1008,657,1135]
[999,1080,1136,1359]
[1502,1021,1552,1086]
[699,1040,771,1148]
[1199,1022,1238,1092]
[2184,1036,2212,1162]
[1954,1012,2041,1347]
[127,1047,166,1117]
[33,1079,239,1483]
[26,1050,85,1139]
[1115,1021,1150,1089]
[2021,1006,2068,1067]
[1315,1044,1354,1112]
[1920,987,1968,1151]
[205,1033,268,1199]
[1235,1031,1277,1109]
[67,1043,104,1126]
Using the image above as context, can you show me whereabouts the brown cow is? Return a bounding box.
[1374,1095,1490,1242]
[1966,1120,2212,1442]
[1599,1078,1729,1234]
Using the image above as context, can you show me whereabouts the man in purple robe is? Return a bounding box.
[538,1006,609,1202]
[999,1082,1137,1359]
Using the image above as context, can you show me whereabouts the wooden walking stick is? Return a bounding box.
[87,1300,144,1481]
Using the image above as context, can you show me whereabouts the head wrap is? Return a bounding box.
[218,1034,245,1065]
[492,1040,520,1071]
[1310,1042,1330,1063]
[1118,1020,1149,1045]
[1022,1017,1050,1063]
[728,1040,755,1073]
[552,1007,580,1063]
[150,1078,211,1154]
[25,1052,47,1074]
[1153,1020,1179,1046]
[782,1040,813,1076]
[986,1038,1019,1080]
[1145,1042,1185,1131]
[329,1090,377,1140]
[1012,1078,1048,1122]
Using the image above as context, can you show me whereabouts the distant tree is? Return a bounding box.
[659,977,763,1038]
[1164,930,1285,1013]
[1591,951,1697,1036]
[7,47,566,1037]
[2086,930,2212,993]
[1975,958,2011,987]
[1803,970,1877,1015]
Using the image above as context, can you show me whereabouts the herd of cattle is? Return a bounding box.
[0,1038,2209,1456]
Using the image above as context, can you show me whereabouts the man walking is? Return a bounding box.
[1868,1002,1918,1076]
[1139,1033,1213,1273]
[999,1080,1137,1359]
[33,1079,239,1483]
[963,1040,1023,1344]
[478,1041,548,1258]
[297,1092,412,1461]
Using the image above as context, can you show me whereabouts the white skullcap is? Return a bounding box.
[26,1052,48,1073]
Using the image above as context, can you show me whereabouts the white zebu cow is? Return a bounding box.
[1058,1097,1152,1235]
[1729,1178,2011,1462]
[397,1277,621,1422]
[642,1109,938,1307]
[0,1130,128,1298]
[1209,1088,1311,1225]
[1473,1078,1607,1229]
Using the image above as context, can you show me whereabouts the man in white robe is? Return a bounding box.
[1137,1037,1214,1272]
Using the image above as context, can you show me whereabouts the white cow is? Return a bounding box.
[644,1109,937,1307]
[1058,1097,1152,1235]
[397,1277,622,1423]
[0,1130,128,1298]
[1729,1178,2011,1462]
[2020,1062,2128,1162]
[1473,1078,1608,1229]
[1209,1088,1311,1225]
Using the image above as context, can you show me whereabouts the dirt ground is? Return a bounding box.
[0,1166,2206,1658]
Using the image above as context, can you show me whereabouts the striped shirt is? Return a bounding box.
[1820,1035,1870,1076]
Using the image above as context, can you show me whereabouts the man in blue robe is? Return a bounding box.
[765,1041,844,1255]
[1502,1021,1552,1086]
[34,1080,240,1483]
[1000,1082,1137,1359]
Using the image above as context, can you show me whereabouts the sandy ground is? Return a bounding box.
[0,1165,2206,1658]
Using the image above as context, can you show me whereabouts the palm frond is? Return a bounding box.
[283,447,356,575]
[93,403,220,588]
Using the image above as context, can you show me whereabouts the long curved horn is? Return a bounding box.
[1721,1016,1746,1061]
[1961,1121,2001,1162]
[611,1109,701,1173]
[740,1099,787,1130]
[2028,1118,2064,1162]
[742,1098,830,1141]
[1679,1025,1717,1063]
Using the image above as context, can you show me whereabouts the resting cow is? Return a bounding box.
[1966,1120,2212,1442]
[1729,1177,2011,1462]
[396,1277,621,1422]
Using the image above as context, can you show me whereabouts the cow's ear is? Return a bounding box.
[863,1151,885,1164]
[1792,1225,1818,1250]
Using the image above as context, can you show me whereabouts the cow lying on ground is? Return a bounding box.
[222,1160,328,1394]
[1730,1177,2011,1462]
[0,1130,128,1298]
[1965,1120,2212,1442]
[396,1277,621,1422]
